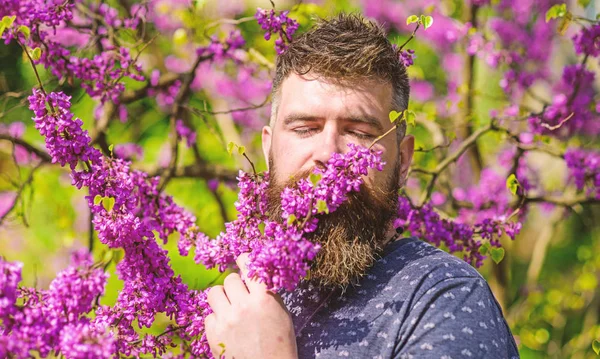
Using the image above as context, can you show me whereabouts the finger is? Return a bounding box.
[204,313,220,358]
[236,252,268,294]
[223,272,249,305]
[206,285,230,315]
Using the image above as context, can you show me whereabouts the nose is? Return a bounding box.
[312,125,344,166]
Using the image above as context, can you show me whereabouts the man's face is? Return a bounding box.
[262,73,408,190]
[261,73,414,288]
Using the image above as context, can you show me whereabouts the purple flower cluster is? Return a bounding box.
[396,167,524,267]
[489,1,555,99]
[398,49,415,67]
[255,7,299,54]
[68,47,145,104]
[197,30,246,61]
[28,89,102,170]
[114,143,144,161]
[395,196,520,268]
[24,88,213,357]
[573,24,600,57]
[195,144,385,291]
[0,258,22,319]
[395,197,483,266]
[0,0,74,40]
[528,65,598,138]
[194,170,271,271]
[58,321,115,359]
[175,119,197,148]
[1,0,145,103]
[565,148,600,199]
[0,252,110,359]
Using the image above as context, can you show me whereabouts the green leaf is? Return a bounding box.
[316,199,329,214]
[17,25,29,39]
[237,146,245,155]
[103,197,115,212]
[406,15,419,25]
[578,0,591,8]
[422,15,434,30]
[218,342,226,356]
[258,222,266,235]
[309,173,321,187]
[545,3,567,22]
[94,195,103,206]
[404,110,416,127]
[31,47,41,61]
[478,242,491,255]
[226,141,235,155]
[2,15,16,28]
[389,110,402,123]
[506,174,520,195]
[287,214,297,226]
[592,339,600,355]
[108,144,114,156]
[0,24,6,38]
[490,247,505,264]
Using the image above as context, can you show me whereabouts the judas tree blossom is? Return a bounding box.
[255,7,299,54]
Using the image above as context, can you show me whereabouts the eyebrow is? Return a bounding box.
[282,114,320,126]
[343,116,384,132]
[282,113,384,132]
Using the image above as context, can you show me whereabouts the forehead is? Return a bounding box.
[276,73,393,126]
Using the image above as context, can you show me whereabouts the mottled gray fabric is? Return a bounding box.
[281,237,520,359]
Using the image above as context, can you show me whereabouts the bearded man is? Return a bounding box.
[204,13,520,359]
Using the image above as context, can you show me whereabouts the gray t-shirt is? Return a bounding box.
[281,237,520,358]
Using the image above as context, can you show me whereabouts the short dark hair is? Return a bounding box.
[270,13,410,141]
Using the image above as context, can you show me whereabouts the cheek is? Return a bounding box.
[271,137,313,176]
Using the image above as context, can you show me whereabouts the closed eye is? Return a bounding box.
[293,128,319,137]
[349,131,375,140]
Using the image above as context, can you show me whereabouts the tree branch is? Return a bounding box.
[0,134,51,162]
[158,53,214,192]
[418,123,494,205]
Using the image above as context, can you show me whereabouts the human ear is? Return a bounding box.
[261,125,272,170]
[398,135,414,188]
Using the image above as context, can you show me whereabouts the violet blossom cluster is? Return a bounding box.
[195,144,385,291]
[565,148,600,199]
[255,7,299,54]
[176,119,197,148]
[26,88,213,357]
[0,252,111,359]
[197,30,246,61]
[67,47,145,104]
[396,47,415,67]
[396,168,524,267]
[528,64,598,138]
[573,24,600,57]
[1,0,145,104]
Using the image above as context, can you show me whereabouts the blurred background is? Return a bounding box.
[0,0,599,357]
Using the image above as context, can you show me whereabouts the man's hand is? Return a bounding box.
[205,253,298,359]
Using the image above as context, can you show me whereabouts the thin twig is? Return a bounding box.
[397,23,421,51]
[0,163,44,226]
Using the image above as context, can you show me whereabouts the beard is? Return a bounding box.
[265,156,400,290]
